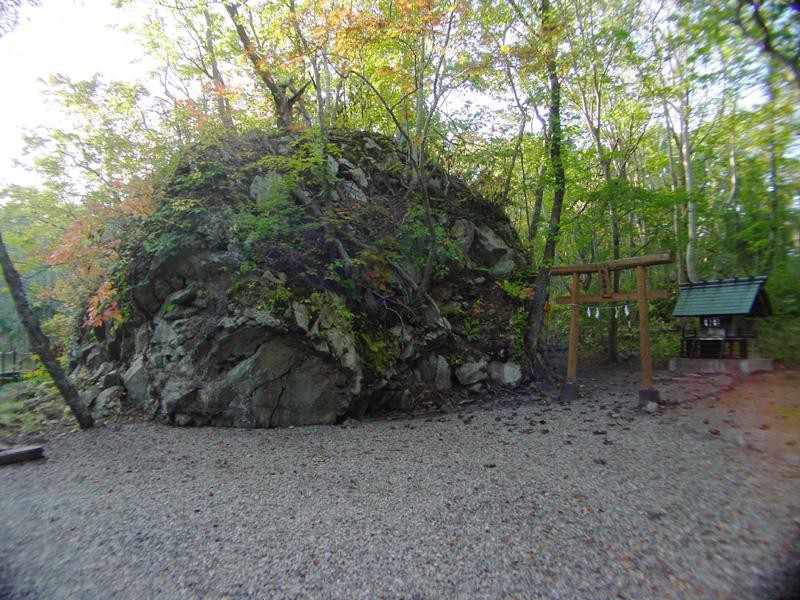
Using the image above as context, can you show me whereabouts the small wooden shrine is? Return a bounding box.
[672,276,771,359]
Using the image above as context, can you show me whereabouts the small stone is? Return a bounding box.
[456,359,488,386]
[642,401,658,414]
[488,361,522,387]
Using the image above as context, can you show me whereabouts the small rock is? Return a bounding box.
[642,401,659,414]
[488,361,522,387]
[456,359,488,386]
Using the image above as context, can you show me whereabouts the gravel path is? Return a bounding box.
[1,370,799,599]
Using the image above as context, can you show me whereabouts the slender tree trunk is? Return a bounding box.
[204,9,234,129]
[680,100,698,282]
[766,60,780,271]
[526,0,565,368]
[520,146,532,243]
[502,114,527,204]
[665,106,685,284]
[224,2,306,128]
[608,202,621,362]
[725,88,739,209]
[527,162,547,248]
[601,154,620,363]
[733,0,800,93]
[0,232,94,429]
[416,155,439,298]
[589,126,620,362]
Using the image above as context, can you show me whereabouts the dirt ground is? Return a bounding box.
[658,368,800,465]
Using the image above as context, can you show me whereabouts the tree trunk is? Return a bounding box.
[502,113,527,204]
[526,0,565,367]
[607,201,621,362]
[224,2,304,128]
[734,0,800,94]
[0,232,94,429]
[416,156,439,298]
[664,105,685,284]
[527,162,547,249]
[680,100,698,282]
[766,60,780,271]
[204,9,234,129]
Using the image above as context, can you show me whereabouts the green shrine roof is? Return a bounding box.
[672,276,771,317]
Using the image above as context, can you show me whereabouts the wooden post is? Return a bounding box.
[636,265,658,405]
[561,272,580,401]
[0,445,45,466]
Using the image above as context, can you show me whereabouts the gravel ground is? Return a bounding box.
[1,369,799,599]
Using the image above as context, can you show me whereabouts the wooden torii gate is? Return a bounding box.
[549,252,674,406]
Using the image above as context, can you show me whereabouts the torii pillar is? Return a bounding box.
[549,252,674,406]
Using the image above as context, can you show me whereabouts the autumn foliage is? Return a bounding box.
[44,178,156,328]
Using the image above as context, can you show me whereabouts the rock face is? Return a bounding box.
[71,130,529,427]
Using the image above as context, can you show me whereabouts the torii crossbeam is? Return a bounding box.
[549,252,674,406]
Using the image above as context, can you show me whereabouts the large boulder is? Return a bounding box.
[73,130,529,427]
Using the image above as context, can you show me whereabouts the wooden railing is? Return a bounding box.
[0,351,35,383]
[682,328,757,339]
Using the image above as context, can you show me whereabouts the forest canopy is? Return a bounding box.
[1,0,798,364]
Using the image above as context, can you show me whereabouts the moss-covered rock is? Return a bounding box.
[73,130,530,427]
